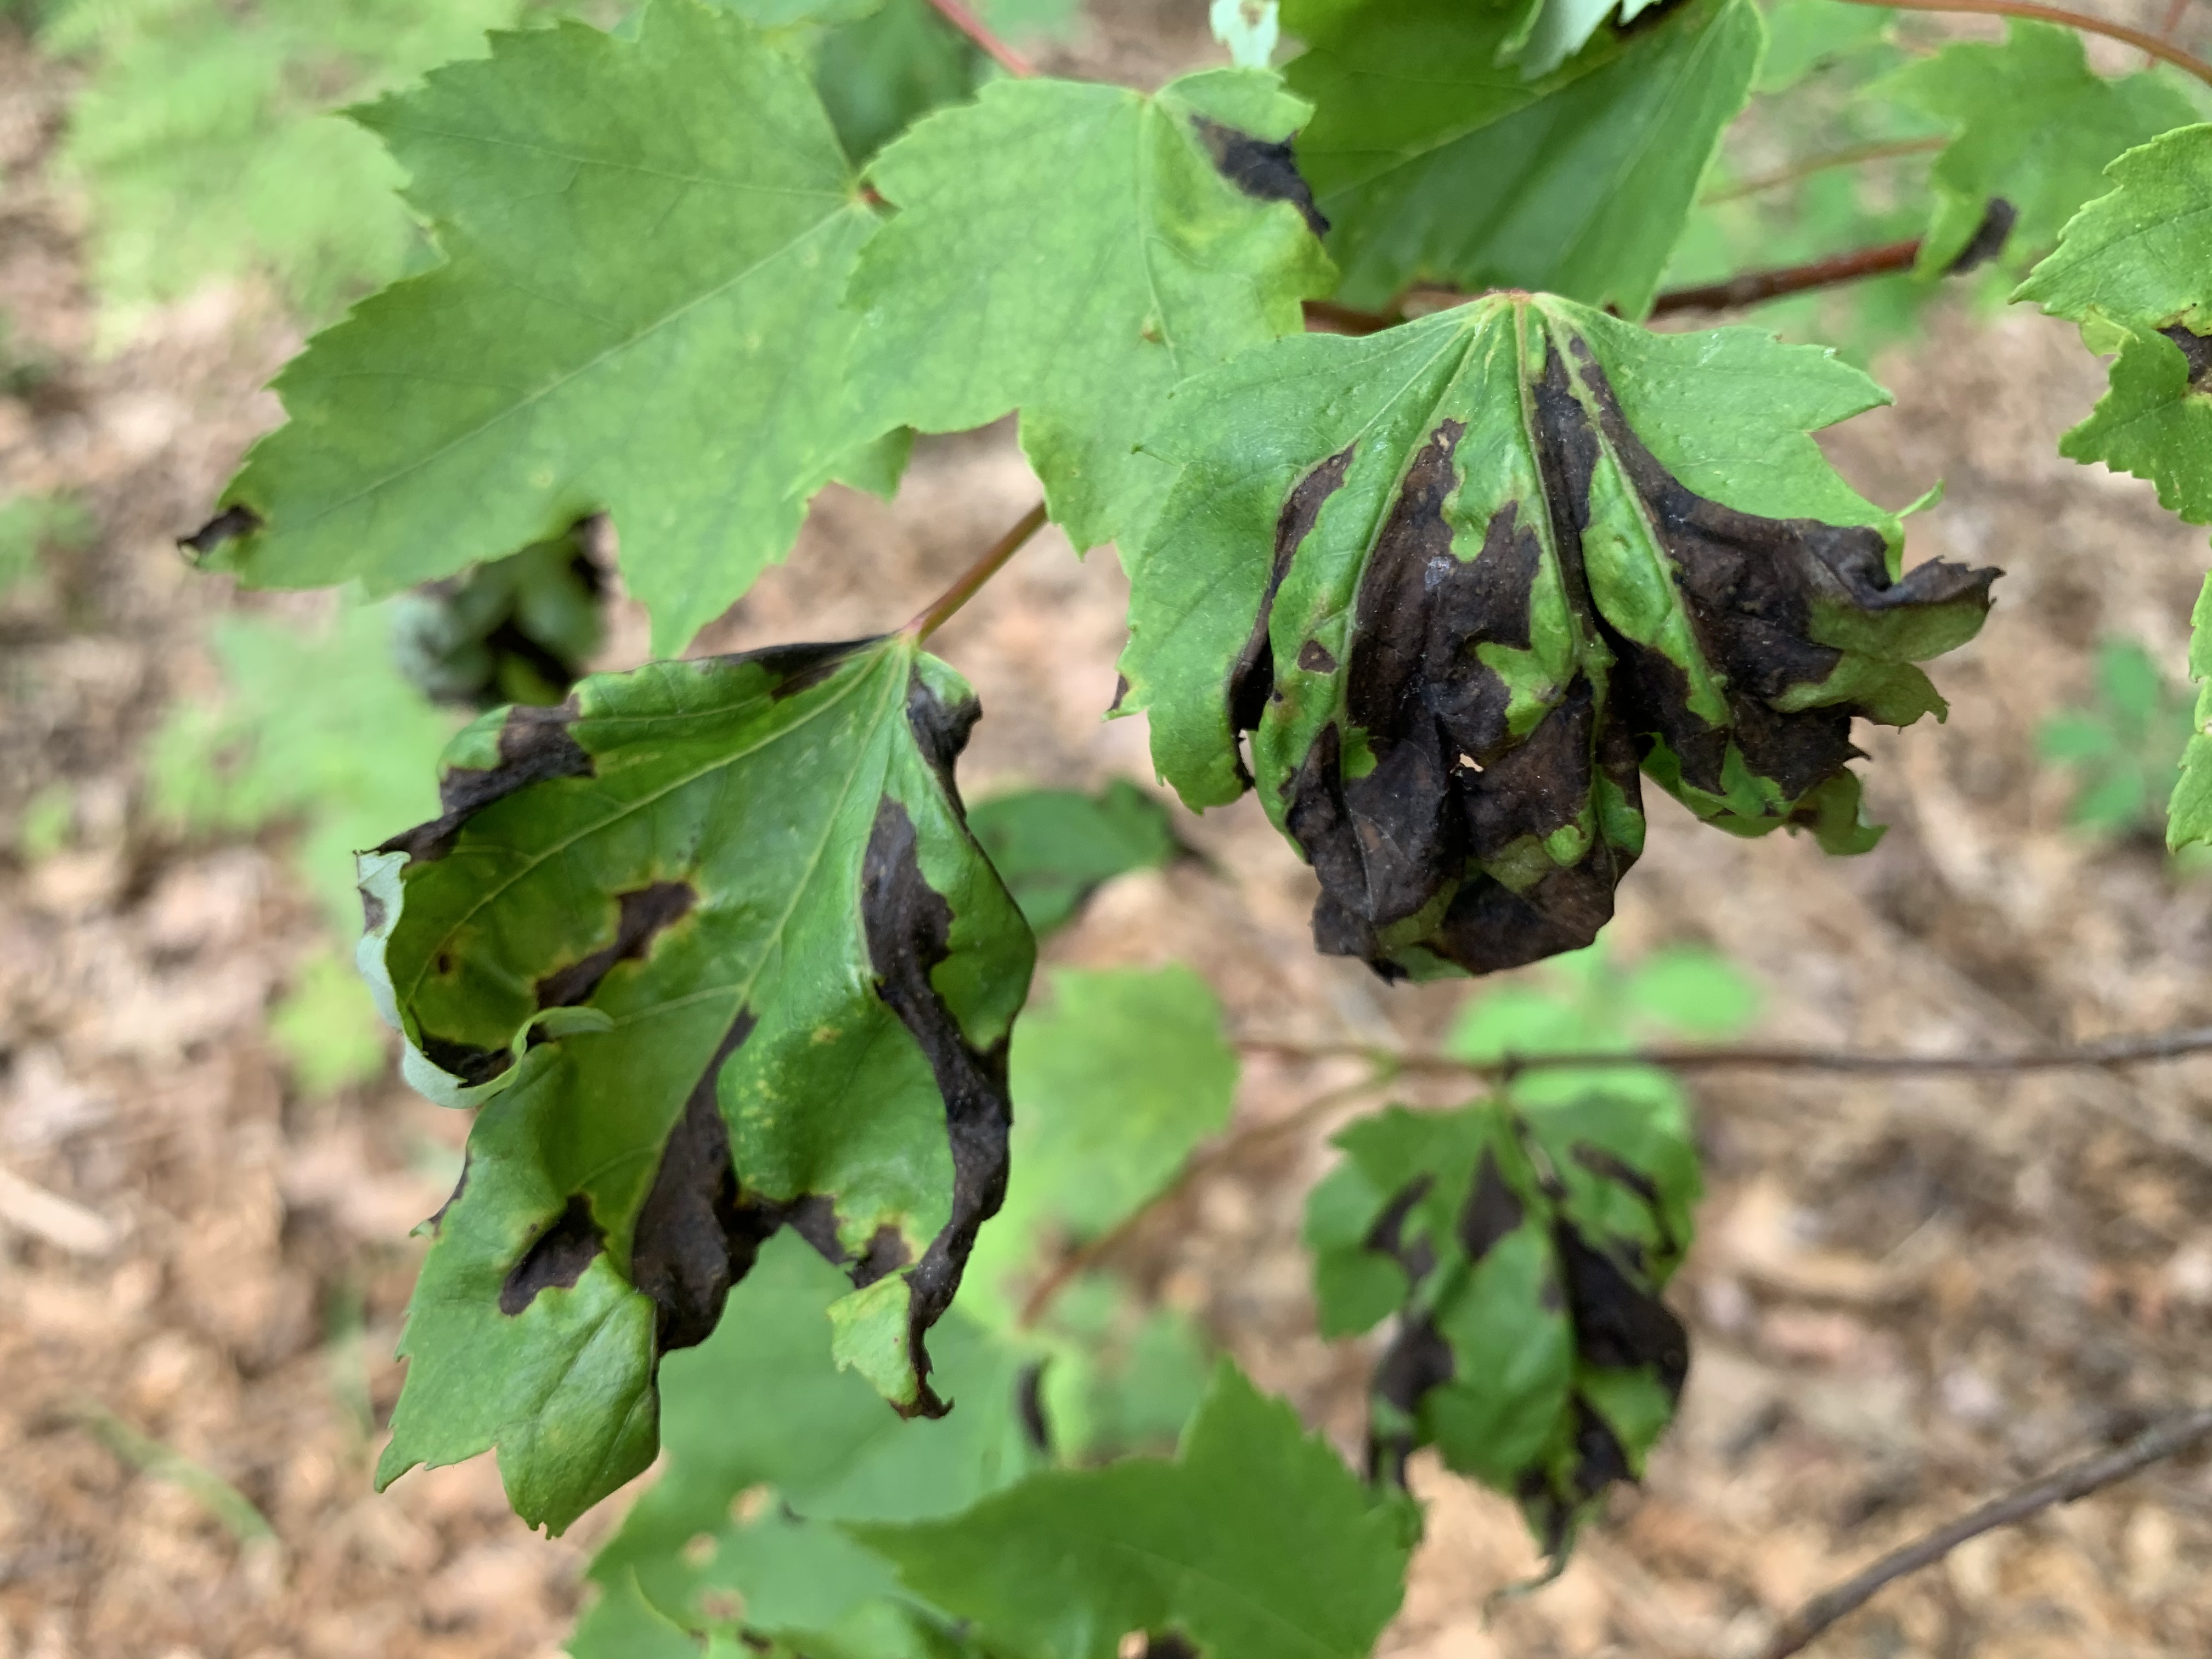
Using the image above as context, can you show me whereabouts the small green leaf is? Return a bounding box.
[1119,295,1994,979]
[207,0,886,655]
[1304,1092,1697,1559]
[367,634,1034,1532]
[1754,0,1891,95]
[269,949,392,1094]
[813,0,984,165]
[2173,571,2212,850]
[1282,0,1763,315]
[2037,636,2193,840]
[388,528,607,710]
[844,67,1336,550]
[572,1230,1038,1657]
[1883,22,2196,275]
[0,491,91,596]
[855,1364,1411,1659]
[966,782,1179,935]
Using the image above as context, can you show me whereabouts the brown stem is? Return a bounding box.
[1833,0,2212,87]
[1648,237,1925,315]
[904,501,1049,642]
[1303,297,1404,336]
[1238,1023,2212,1077]
[1758,1407,2212,1658]
[1702,136,1948,206]
[923,0,1036,77]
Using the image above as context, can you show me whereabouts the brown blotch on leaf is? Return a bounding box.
[380,701,595,864]
[416,1031,512,1088]
[2162,322,2212,391]
[1944,196,2016,275]
[178,504,262,559]
[1190,114,1330,239]
[1555,1223,1689,1397]
[1366,1314,1454,1486]
[499,1193,606,1315]
[1458,1148,1524,1261]
[1363,1172,1437,1280]
[1229,444,1356,740]
[533,881,698,1011]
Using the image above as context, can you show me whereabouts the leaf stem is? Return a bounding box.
[1757,1407,2212,1658]
[905,501,1050,642]
[924,0,1037,77]
[1833,0,2212,87]
[1647,236,1926,314]
[1701,136,1948,205]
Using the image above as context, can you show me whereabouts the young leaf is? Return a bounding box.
[201,0,884,656]
[1118,295,1996,980]
[2172,572,2212,851]
[814,0,985,164]
[967,781,1180,936]
[843,68,1336,550]
[1882,22,2196,274]
[1281,0,1763,315]
[2015,125,2212,524]
[362,633,1034,1532]
[854,1364,1411,1659]
[573,1231,1038,1657]
[1304,1092,1698,1557]
[2035,637,2193,838]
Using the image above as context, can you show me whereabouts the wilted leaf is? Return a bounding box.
[2016,124,2212,524]
[1304,1092,1697,1557]
[1883,22,2194,274]
[1119,294,1996,980]
[967,782,1180,935]
[388,526,606,709]
[1282,0,1762,315]
[855,1364,1410,1659]
[362,632,1033,1531]
[843,67,1335,550]
[202,0,887,654]
[572,1230,1037,1657]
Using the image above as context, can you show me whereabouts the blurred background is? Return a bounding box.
[3,0,2212,1655]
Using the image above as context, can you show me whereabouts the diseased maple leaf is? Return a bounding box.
[1305,1091,1699,1558]
[1119,295,1997,980]
[361,634,1033,1532]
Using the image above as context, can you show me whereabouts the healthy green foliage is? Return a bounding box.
[204,1,888,655]
[0,492,91,598]
[362,633,1032,1532]
[1119,294,1994,978]
[269,949,393,1094]
[2174,574,2212,851]
[44,0,522,319]
[844,67,1336,550]
[1304,1087,1697,1556]
[2017,125,2212,524]
[2036,637,2194,838]
[967,782,1180,935]
[856,1364,1412,1659]
[573,1230,1039,1658]
[1282,0,1763,316]
[1883,22,2197,276]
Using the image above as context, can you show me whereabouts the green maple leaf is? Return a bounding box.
[362,633,1034,1532]
[1281,0,1763,315]
[2174,573,2212,850]
[854,1364,1410,1659]
[1304,1091,1697,1558]
[967,781,1179,936]
[573,1229,1037,1657]
[2016,125,2212,524]
[1883,22,2197,274]
[1119,296,1995,979]
[201,0,884,656]
[843,68,1336,552]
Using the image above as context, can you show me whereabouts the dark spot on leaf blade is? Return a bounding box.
[178,504,261,558]
[500,1194,605,1316]
[1458,1149,1523,1261]
[532,881,698,1010]
[1190,114,1329,238]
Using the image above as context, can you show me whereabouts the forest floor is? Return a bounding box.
[6,9,2212,1659]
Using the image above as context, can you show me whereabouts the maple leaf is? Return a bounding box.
[363,634,1032,1531]
[1120,296,1996,980]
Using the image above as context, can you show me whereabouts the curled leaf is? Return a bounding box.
[1120,294,1996,980]
[362,634,1033,1531]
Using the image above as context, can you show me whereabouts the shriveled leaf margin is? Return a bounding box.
[1119,294,1996,981]
[359,633,1034,1531]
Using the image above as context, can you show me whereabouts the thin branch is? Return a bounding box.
[1304,296,1407,335]
[1702,136,1948,205]
[1238,1023,2212,1078]
[923,0,1036,76]
[1649,237,1925,315]
[1016,1070,1390,1329]
[904,501,1049,642]
[1758,1407,2212,1658]
[1833,0,2212,87]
